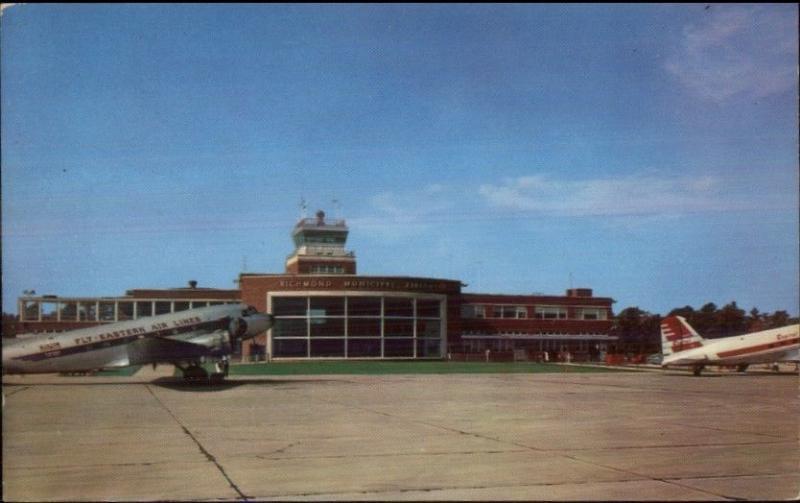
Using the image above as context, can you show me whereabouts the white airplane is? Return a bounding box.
[660,316,799,376]
[2,303,273,382]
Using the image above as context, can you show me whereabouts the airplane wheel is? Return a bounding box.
[736,364,749,373]
[692,365,703,376]
[183,365,208,381]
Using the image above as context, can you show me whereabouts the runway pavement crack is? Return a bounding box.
[255,476,664,500]
[307,395,750,501]
[667,471,797,481]
[8,461,168,471]
[257,441,300,457]
[309,395,545,452]
[559,451,752,501]
[652,476,748,501]
[3,385,31,397]
[253,448,527,461]
[547,438,791,452]
[530,377,795,400]
[145,385,251,501]
[670,421,789,440]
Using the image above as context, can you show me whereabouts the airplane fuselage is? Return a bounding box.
[2,304,270,375]
[662,324,799,368]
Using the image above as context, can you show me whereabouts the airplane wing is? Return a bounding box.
[127,333,225,366]
[3,304,272,379]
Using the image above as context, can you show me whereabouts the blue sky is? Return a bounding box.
[2,4,798,316]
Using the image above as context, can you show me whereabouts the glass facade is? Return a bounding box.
[270,294,444,359]
[18,297,237,322]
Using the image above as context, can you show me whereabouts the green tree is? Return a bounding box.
[614,307,653,342]
[668,305,696,320]
[715,301,747,337]
[613,307,661,352]
[652,302,796,341]
[747,307,764,331]
[767,310,791,329]
[641,313,662,349]
[695,302,718,336]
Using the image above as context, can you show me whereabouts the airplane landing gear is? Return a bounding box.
[182,363,209,382]
[177,361,228,384]
[736,363,749,373]
[692,364,704,376]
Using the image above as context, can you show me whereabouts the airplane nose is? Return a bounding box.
[245,313,274,337]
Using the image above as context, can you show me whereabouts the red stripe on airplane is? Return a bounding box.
[717,338,800,358]
[665,333,692,342]
[662,318,691,338]
[671,341,702,352]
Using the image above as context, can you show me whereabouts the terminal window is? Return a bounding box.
[118,302,134,321]
[461,304,486,319]
[577,308,606,320]
[270,295,443,359]
[535,306,567,319]
[492,305,528,319]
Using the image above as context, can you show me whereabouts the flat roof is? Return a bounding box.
[239,273,464,284]
[461,292,615,304]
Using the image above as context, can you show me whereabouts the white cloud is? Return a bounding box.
[348,186,459,241]
[665,5,798,102]
[478,173,761,217]
[350,169,794,238]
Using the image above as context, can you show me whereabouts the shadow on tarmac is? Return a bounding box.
[149,376,349,392]
[1,377,351,392]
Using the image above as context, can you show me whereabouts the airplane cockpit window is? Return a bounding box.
[243,306,259,316]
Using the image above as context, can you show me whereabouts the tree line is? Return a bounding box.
[612,301,799,346]
[3,302,798,344]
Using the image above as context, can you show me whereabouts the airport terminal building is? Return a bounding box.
[13,211,616,361]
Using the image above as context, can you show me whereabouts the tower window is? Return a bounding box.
[310,265,344,274]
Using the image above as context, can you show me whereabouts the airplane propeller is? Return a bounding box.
[228,317,248,338]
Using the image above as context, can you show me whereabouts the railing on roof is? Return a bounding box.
[294,218,347,229]
[287,246,355,260]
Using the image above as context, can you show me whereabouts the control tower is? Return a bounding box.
[285,210,356,274]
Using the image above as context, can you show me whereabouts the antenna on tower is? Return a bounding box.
[299,196,308,219]
[569,272,573,289]
[242,256,248,272]
[331,198,341,219]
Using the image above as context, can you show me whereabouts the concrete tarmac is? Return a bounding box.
[3,368,798,501]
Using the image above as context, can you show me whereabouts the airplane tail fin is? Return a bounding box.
[660,316,705,357]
